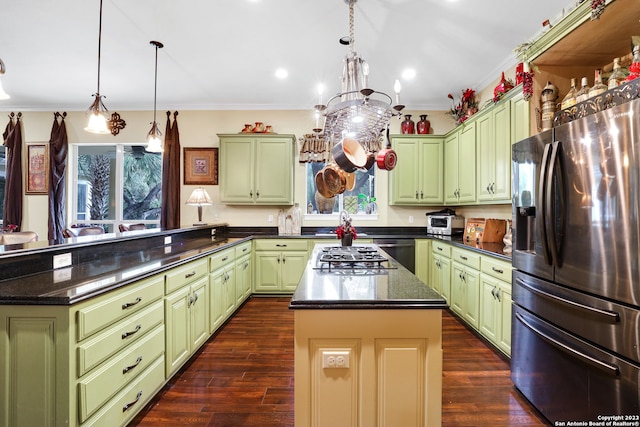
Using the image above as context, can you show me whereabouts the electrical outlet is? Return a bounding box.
[164,236,172,245]
[53,253,72,269]
[322,350,350,368]
[409,215,414,224]
[268,215,274,223]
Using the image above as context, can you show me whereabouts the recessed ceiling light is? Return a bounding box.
[275,68,288,79]
[402,68,416,79]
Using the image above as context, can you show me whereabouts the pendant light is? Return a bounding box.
[85,0,110,134]
[146,40,164,153]
[0,58,10,100]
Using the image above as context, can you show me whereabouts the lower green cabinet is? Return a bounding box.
[479,257,513,356]
[254,240,308,293]
[165,275,209,377]
[235,254,252,305]
[415,239,431,284]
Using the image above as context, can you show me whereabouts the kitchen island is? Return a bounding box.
[290,243,447,427]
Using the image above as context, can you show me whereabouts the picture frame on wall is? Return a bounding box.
[26,143,49,194]
[184,147,218,185]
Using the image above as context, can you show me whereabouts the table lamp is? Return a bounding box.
[186,188,213,225]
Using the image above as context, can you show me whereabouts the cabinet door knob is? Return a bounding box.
[415,191,419,199]
[249,191,253,197]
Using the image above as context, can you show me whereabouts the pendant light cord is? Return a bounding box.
[153,42,158,124]
[349,0,355,55]
[96,0,103,95]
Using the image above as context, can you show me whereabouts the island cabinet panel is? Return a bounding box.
[209,247,237,333]
[294,309,442,427]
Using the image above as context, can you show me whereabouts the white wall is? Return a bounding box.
[1,106,512,238]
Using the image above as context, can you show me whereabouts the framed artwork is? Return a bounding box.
[184,147,218,185]
[26,143,49,194]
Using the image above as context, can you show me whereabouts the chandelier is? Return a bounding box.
[314,0,404,147]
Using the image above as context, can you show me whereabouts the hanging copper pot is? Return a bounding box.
[376,125,397,171]
[332,137,367,172]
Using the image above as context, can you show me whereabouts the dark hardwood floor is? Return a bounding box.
[129,297,548,427]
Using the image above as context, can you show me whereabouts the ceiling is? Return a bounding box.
[1,0,575,113]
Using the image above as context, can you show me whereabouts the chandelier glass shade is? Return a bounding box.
[85,0,110,134]
[314,0,404,147]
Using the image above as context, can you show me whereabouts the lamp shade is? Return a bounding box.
[186,188,213,206]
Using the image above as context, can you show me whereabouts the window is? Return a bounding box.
[306,162,377,217]
[70,144,162,232]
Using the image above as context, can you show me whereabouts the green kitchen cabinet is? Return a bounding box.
[450,248,481,330]
[218,134,295,205]
[254,239,308,293]
[429,240,451,303]
[479,256,513,356]
[444,122,476,205]
[235,253,252,305]
[209,247,236,333]
[389,135,444,205]
[476,100,512,203]
[165,274,209,377]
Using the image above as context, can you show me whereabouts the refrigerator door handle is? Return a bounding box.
[545,141,565,267]
[515,277,621,323]
[515,311,621,377]
[539,142,553,265]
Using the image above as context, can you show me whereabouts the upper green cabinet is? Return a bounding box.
[476,101,511,203]
[218,134,295,205]
[389,135,444,205]
[444,121,476,205]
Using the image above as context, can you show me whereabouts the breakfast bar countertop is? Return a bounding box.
[289,243,448,310]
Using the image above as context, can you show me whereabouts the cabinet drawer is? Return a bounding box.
[80,355,165,427]
[209,248,235,272]
[452,248,481,270]
[481,257,512,283]
[165,258,208,294]
[77,300,164,377]
[234,241,252,258]
[254,239,308,251]
[431,241,451,258]
[78,325,165,422]
[77,275,164,342]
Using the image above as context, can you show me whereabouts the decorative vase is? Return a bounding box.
[401,115,415,134]
[314,191,336,214]
[416,114,431,134]
[242,124,253,133]
[515,63,524,85]
[494,71,514,100]
[341,233,353,247]
[252,122,265,132]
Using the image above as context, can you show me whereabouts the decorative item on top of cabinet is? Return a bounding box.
[493,71,514,102]
[400,114,415,134]
[536,81,558,131]
[447,88,478,125]
[416,114,431,134]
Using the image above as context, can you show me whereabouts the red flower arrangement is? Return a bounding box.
[336,220,357,240]
[448,89,478,125]
[1,224,18,233]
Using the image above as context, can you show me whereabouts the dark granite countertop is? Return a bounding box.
[289,243,448,310]
[0,236,246,305]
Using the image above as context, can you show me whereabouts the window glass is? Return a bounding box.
[72,144,161,231]
[306,163,377,215]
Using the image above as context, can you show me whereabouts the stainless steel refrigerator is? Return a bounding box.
[511,97,640,423]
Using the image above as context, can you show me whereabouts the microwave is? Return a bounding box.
[426,214,465,235]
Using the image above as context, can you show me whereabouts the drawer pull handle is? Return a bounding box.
[122,297,142,310]
[242,248,248,252]
[123,356,143,374]
[122,324,142,339]
[221,256,229,261]
[276,244,287,247]
[185,271,197,279]
[436,247,443,251]
[492,267,504,274]
[460,255,468,261]
[122,390,143,412]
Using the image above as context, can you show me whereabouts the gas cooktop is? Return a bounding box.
[318,246,390,270]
